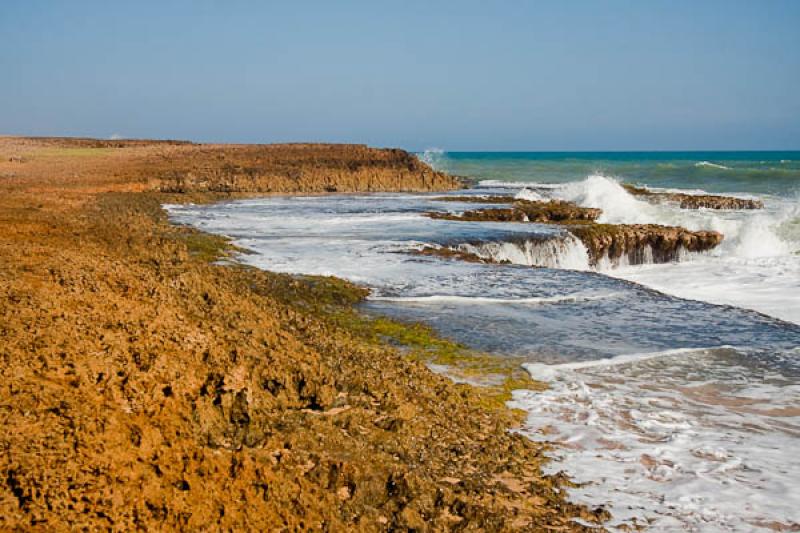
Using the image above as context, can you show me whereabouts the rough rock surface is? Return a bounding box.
[623,183,764,210]
[428,199,601,223]
[410,245,509,264]
[154,143,458,193]
[0,137,604,531]
[567,223,723,265]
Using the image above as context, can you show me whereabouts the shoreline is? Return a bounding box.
[0,137,606,530]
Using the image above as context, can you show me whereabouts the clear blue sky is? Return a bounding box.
[2,1,799,150]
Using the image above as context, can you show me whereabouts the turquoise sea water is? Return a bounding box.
[422,150,800,197]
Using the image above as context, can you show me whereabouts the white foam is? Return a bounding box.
[508,174,800,323]
[454,235,592,270]
[523,346,729,380]
[512,346,800,531]
[695,161,731,170]
[369,291,618,305]
[419,147,445,168]
[478,179,563,189]
[552,174,659,224]
[514,188,547,202]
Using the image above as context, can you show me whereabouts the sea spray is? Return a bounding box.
[452,234,591,270]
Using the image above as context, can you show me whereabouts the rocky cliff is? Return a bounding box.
[155,143,459,193]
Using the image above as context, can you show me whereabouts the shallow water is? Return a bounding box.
[167,151,800,531]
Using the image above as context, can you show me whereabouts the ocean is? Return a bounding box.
[167,151,800,531]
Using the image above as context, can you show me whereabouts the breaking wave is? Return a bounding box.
[472,174,800,322]
[695,161,731,170]
[419,147,445,168]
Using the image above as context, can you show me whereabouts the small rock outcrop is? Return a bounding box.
[623,184,763,210]
[428,199,601,223]
[568,223,723,265]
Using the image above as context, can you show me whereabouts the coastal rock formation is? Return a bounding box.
[0,137,604,531]
[567,223,723,265]
[425,199,724,267]
[623,184,764,210]
[155,143,459,193]
[428,199,601,223]
[0,137,459,194]
[411,244,512,264]
[431,195,516,203]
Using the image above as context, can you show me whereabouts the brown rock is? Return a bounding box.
[431,195,516,203]
[623,183,763,210]
[427,199,601,223]
[568,223,724,265]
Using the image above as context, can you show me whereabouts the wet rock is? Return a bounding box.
[623,183,764,210]
[568,223,724,265]
[427,199,601,223]
[431,195,516,203]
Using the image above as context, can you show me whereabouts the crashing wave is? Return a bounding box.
[451,234,591,270]
[514,188,547,202]
[419,147,445,169]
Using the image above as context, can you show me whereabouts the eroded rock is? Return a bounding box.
[427,199,601,223]
[623,184,763,210]
[431,195,516,203]
[568,223,724,265]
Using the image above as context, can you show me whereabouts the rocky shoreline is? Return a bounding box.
[0,137,605,531]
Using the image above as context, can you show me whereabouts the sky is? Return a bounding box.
[2,1,799,151]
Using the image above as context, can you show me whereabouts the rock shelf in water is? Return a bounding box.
[567,223,724,265]
[431,195,517,203]
[426,199,724,266]
[428,199,602,223]
[622,183,764,210]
